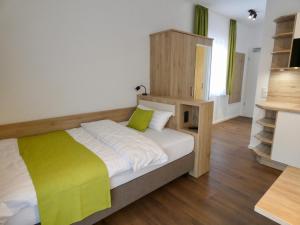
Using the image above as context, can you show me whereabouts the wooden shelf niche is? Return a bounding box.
[253,143,272,159]
[255,131,274,145]
[254,109,276,167]
[179,104,199,135]
[253,107,286,170]
[271,14,296,71]
[257,118,276,128]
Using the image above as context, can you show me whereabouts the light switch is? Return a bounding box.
[261,87,268,99]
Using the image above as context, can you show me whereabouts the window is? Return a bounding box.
[208,11,229,97]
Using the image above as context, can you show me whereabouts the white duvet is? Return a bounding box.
[81,120,168,171]
[0,128,131,225]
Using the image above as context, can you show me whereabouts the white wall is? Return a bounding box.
[207,11,263,123]
[241,48,261,117]
[0,0,196,125]
[0,0,264,125]
[249,0,300,148]
[240,23,264,117]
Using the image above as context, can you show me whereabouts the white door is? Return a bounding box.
[242,48,261,117]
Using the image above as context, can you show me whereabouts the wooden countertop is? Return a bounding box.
[256,101,300,113]
[255,166,300,225]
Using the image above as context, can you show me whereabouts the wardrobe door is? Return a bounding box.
[194,44,212,100]
[150,32,172,96]
[170,32,197,98]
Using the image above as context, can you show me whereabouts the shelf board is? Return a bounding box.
[272,49,291,54]
[271,67,300,72]
[257,118,276,128]
[256,101,300,113]
[178,128,198,137]
[274,14,296,23]
[255,131,274,144]
[253,144,271,159]
[273,32,294,39]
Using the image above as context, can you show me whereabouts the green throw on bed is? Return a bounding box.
[18,131,111,225]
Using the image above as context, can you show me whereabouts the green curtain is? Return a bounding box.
[226,19,237,95]
[194,5,208,36]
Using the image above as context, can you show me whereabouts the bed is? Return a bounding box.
[0,96,213,225]
[4,126,194,225]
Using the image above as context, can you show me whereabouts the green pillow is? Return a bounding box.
[127,108,154,132]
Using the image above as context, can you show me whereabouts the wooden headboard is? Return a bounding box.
[0,107,135,139]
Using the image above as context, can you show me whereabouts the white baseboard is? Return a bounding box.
[213,115,240,124]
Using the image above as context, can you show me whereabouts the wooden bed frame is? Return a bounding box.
[0,95,213,225]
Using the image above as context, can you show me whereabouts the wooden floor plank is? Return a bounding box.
[97,117,281,225]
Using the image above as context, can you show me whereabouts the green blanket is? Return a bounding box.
[18,131,111,225]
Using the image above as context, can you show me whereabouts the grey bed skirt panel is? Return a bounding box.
[73,151,195,225]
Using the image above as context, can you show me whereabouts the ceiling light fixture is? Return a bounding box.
[248,9,257,21]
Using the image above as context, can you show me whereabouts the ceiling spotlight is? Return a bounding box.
[248,9,257,21]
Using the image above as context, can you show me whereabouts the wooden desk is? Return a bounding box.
[255,167,300,225]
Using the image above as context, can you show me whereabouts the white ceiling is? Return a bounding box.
[197,0,267,26]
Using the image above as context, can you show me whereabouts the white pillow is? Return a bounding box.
[138,104,173,131]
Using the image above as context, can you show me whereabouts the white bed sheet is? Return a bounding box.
[5,127,194,225]
[110,126,194,188]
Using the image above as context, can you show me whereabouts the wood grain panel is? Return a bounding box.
[267,14,300,103]
[268,71,300,103]
[0,107,135,139]
[255,166,300,225]
[138,95,213,177]
[228,52,245,104]
[149,29,213,98]
[150,32,172,96]
[194,45,206,99]
[257,101,300,113]
[170,31,197,98]
[192,100,213,177]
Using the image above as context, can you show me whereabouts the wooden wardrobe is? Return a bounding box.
[150,29,213,100]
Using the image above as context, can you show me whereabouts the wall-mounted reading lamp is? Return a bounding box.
[135,85,147,95]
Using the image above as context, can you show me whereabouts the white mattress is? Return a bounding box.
[110,126,194,188]
[5,127,194,225]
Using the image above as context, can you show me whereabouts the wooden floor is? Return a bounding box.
[98,117,281,225]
